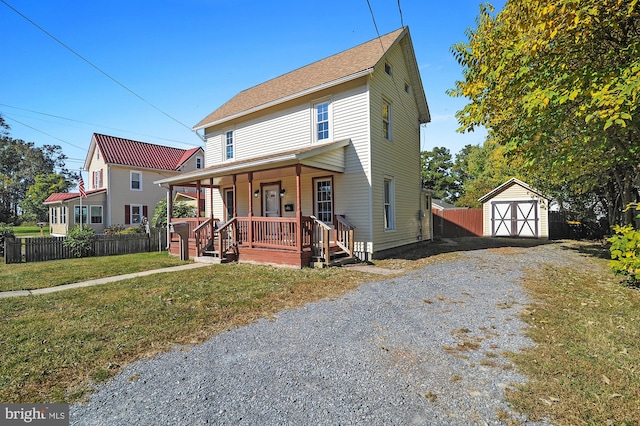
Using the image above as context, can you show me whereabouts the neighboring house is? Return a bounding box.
[175,191,206,216]
[45,133,204,236]
[156,27,431,266]
[479,178,551,239]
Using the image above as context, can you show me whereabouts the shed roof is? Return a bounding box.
[194,27,429,129]
[478,178,550,203]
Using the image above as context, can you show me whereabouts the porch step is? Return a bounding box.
[199,250,237,263]
[310,249,357,268]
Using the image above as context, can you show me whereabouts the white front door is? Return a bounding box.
[263,184,280,217]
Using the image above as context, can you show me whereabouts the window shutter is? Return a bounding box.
[99,169,103,188]
[125,205,130,225]
[143,205,148,219]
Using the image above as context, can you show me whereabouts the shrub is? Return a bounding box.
[121,224,147,234]
[103,224,126,235]
[63,225,96,258]
[0,223,15,257]
[608,224,640,285]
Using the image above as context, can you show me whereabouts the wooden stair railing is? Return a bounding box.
[309,215,332,267]
[335,214,356,258]
[194,218,215,256]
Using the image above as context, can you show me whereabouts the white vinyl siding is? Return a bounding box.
[369,39,424,254]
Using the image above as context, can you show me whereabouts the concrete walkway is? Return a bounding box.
[0,263,209,299]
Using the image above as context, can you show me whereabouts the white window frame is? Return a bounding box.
[92,169,102,189]
[196,156,204,169]
[90,205,103,224]
[130,171,142,191]
[383,177,395,231]
[225,131,234,160]
[313,176,333,224]
[74,205,88,225]
[61,206,67,224]
[382,99,392,141]
[51,207,58,224]
[130,204,143,225]
[313,100,331,142]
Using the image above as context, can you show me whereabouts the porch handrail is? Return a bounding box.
[216,218,237,256]
[335,214,356,258]
[193,217,214,256]
[309,215,331,264]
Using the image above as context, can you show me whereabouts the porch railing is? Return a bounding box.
[236,217,300,250]
[335,215,356,257]
[216,218,237,256]
[193,217,215,256]
[309,215,332,262]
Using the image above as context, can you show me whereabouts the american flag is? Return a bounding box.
[78,175,86,198]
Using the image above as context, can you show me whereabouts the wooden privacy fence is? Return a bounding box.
[433,209,483,238]
[4,228,167,264]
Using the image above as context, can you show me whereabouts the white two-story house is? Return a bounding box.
[45,133,203,235]
[156,27,431,267]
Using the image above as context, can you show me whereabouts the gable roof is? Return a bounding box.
[85,133,202,171]
[44,188,106,204]
[194,27,429,129]
[478,178,550,203]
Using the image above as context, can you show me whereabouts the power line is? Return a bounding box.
[3,114,87,151]
[0,0,203,141]
[0,103,202,148]
[397,0,404,28]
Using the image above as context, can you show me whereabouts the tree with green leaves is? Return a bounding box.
[21,173,70,222]
[421,147,462,203]
[449,0,640,225]
[0,114,70,223]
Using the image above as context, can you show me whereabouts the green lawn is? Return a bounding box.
[0,261,374,403]
[11,225,50,237]
[0,252,188,291]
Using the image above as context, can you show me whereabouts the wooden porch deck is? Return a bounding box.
[168,215,355,268]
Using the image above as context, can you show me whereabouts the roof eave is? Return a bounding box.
[193,69,375,131]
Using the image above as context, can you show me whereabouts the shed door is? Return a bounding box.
[491,201,538,237]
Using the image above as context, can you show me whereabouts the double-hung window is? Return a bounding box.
[130,205,143,224]
[130,171,142,191]
[314,177,333,224]
[90,205,103,224]
[383,177,395,230]
[92,169,103,189]
[382,100,392,140]
[315,101,330,142]
[74,205,88,225]
[225,131,234,160]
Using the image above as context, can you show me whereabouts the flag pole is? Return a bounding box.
[79,171,83,228]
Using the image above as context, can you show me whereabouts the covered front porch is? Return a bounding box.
[156,140,356,267]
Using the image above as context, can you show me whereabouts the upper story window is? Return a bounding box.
[92,169,102,189]
[315,101,330,142]
[196,156,203,169]
[404,82,411,94]
[382,99,392,140]
[130,171,142,191]
[225,131,234,160]
[384,62,392,76]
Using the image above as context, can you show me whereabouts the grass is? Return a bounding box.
[505,241,640,425]
[0,261,373,403]
[0,252,188,292]
[11,225,51,237]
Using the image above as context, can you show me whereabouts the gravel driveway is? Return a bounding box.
[71,241,562,425]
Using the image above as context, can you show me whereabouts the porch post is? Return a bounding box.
[196,181,202,217]
[209,182,214,219]
[232,174,237,217]
[248,172,254,248]
[296,164,302,252]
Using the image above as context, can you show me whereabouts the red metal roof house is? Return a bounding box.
[45,133,204,236]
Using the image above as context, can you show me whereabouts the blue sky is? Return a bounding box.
[2,0,505,172]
